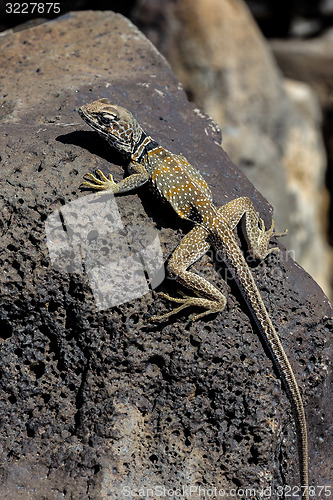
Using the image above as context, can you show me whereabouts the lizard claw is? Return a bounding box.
[150,292,225,322]
[251,218,287,259]
[80,170,117,191]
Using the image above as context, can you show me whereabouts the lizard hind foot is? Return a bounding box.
[150,292,225,322]
[251,219,287,260]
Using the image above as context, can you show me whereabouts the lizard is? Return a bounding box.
[78,98,309,499]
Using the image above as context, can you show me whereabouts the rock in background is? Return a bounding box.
[270,28,333,237]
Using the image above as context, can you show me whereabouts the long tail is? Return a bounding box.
[219,227,309,500]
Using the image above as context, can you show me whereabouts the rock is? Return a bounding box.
[0,9,332,499]
[243,0,328,38]
[281,78,330,288]
[130,0,332,298]
[270,28,333,278]
[270,28,333,111]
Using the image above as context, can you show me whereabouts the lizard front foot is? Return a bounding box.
[80,169,118,192]
[151,291,226,322]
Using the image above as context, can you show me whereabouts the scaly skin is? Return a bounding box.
[78,99,309,498]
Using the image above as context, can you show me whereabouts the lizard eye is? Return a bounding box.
[99,113,118,125]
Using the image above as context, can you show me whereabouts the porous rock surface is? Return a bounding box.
[0,10,332,499]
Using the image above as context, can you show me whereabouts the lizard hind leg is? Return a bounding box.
[151,226,227,322]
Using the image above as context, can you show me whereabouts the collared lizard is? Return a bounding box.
[78,98,309,499]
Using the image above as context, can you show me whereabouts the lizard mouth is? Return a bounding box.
[78,107,97,126]
[78,108,109,137]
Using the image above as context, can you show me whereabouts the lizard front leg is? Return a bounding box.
[81,161,149,194]
[152,225,227,322]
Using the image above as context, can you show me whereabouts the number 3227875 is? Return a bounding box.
[5,3,61,14]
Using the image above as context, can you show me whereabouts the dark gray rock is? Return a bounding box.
[0,10,332,499]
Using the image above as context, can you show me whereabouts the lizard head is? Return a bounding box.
[78,99,144,155]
